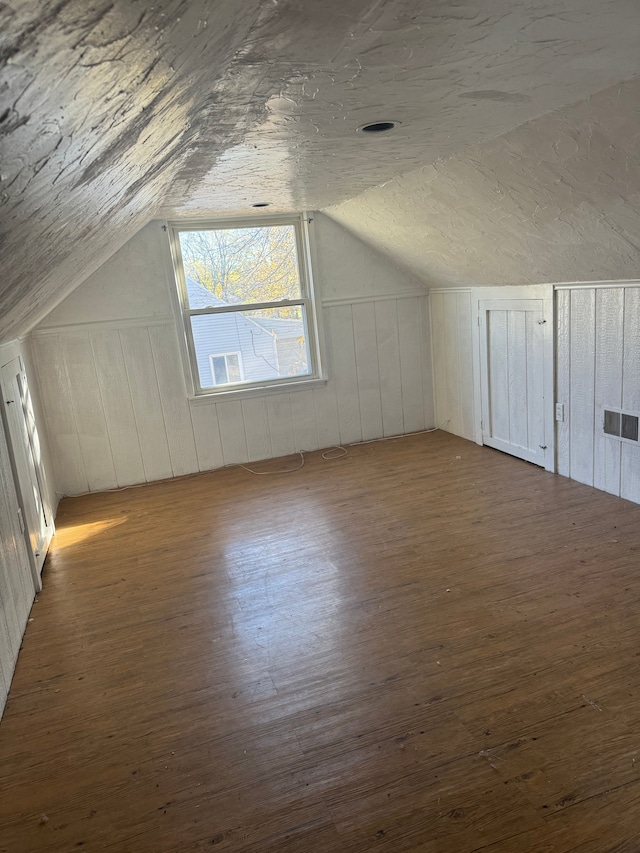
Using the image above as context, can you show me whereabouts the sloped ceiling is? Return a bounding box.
[1,0,640,340]
[326,77,640,287]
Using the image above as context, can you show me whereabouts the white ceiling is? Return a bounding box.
[327,77,640,288]
[1,0,640,338]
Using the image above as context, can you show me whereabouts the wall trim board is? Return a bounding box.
[188,378,329,406]
[32,316,175,336]
[430,282,640,293]
[33,295,432,330]
[322,291,427,307]
[554,280,640,290]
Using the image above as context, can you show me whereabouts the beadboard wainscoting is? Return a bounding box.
[556,284,640,502]
[429,289,475,441]
[31,294,434,495]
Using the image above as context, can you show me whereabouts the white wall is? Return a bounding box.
[428,281,640,506]
[557,284,640,502]
[31,214,434,495]
[429,290,475,441]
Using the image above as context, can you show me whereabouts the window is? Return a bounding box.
[209,352,243,386]
[169,215,322,396]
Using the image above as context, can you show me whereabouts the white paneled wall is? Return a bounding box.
[556,285,640,502]
[429,290,475,441]
[32,294,433,495]
[0,414,34,716]
[31,215,433,495]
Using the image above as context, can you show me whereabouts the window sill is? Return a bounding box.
[188,376,328,405]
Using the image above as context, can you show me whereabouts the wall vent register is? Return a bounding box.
[604,409,639,442]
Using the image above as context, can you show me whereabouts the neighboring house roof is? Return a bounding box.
[185,277,228,309]
[252,317,304,338]
[185,277,304,339]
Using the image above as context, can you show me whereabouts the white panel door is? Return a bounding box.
[479,298,549,468]
[1,357,54,584]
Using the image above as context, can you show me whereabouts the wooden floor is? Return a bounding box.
[2,432,640,852]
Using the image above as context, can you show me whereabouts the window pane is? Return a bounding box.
[226,354,242,383]
[191,307,310,389]
[622,414,639,442]
[211,356,229,385]
[179,225,302,309]
[604,409,621,436]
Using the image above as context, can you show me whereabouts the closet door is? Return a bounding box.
[0,412,34,715]
[473,285,555,473]
[479,299,547,466]
[1,356,53,584]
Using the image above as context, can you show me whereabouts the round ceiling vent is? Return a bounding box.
[357,120,400,134]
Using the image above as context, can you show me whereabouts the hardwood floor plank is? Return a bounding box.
[2,432,640,851]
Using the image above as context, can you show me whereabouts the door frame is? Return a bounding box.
[470,285,555,473]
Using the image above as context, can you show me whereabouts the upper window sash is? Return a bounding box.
[171,214,310,308]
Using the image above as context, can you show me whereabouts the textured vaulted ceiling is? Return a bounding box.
[327,77,640,287]
[1,0,640,339]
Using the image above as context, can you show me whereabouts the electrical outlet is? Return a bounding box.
[555,402,564,422]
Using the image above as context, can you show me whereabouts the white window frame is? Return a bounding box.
[209,351,244,386]
[168,213,324,399]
